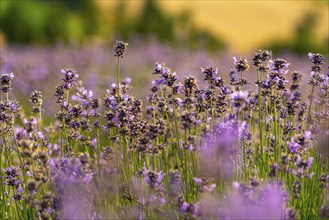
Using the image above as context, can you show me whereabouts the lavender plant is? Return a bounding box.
[0,41,328,219]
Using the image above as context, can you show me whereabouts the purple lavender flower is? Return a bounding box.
[270,58,290,75]
[29,90,43,104]
[225,182,288,219]
[307,157,314,168]
[288,139,300,154]
[2,166,22,186]
[0,72,15,93]
[233,57,249,72]
[152,62,164,75]
[114,40,128,58]
[230,90,249,108]
[180,202,189,212]
[201,66,218,81]
[6,100,20,112]
[252,50,272,67]
[193,177,202,185]
[178,200,199,217]
[308,53,325,73]
[198,121,241,179]
[61,68,79,89]
[183,75,198,96]
[76,89,94,109]
[142,167,165,188]
[319,205,329,218]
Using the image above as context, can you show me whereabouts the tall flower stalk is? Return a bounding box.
[252,50,271,154]
[114,40,128,103]
[307,53,325,129]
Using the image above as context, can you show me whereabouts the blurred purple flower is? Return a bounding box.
[224,182,288,219]
[288,140,300,154]
[198,121,242,179]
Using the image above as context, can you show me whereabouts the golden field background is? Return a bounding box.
[97,0,328,52]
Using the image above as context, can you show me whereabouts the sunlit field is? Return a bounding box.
[97,1,328,52]
[0,40,328,219]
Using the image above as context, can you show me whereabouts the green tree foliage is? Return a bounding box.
[0,0,226,51]
[114,0,226,52]
[0,0,99,44]
[136,0,175,42]
[266,11,328,55]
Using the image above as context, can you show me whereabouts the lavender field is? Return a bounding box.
[0,40,329,220]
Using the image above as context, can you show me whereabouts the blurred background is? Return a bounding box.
[0,0,328,54]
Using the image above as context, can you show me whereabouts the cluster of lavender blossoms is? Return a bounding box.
[0,42,328,219]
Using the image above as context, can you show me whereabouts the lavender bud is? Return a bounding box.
[233,57,249,72]
[114,40,128,58]
[0,72,15,93]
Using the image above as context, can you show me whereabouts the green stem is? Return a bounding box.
[209,82,215,126]
[37,101,43,131]
[307,85,315,130]
[257,69,263,155]
[12,127,26,181]
[240,71,243,91]
[96,128,102,172]
[171,91,181,166]
[117,57,121,103]
[273,90,278,163]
